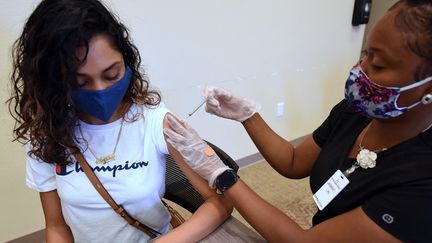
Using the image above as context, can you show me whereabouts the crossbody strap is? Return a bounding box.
[75,152,160,238]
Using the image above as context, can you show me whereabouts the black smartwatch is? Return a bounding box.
[215,169,239,193]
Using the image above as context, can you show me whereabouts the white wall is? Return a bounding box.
[105,0,365,159]
[0,0,365,241]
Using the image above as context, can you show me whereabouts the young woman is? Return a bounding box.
[8,0,231,242]
[164,0,432,242]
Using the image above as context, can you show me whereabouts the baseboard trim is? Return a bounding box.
[5,230,44,243]
[236,152,264,168]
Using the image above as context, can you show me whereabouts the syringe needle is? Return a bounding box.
[187,99,206,118]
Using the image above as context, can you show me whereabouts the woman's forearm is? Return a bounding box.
[224,179,304,242]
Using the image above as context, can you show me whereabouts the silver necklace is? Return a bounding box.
[78,118,125,164]
[345,120,432,177]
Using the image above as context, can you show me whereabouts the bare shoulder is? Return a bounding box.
[162,112,170,128]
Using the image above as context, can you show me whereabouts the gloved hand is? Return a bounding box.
[163,114,230,188]
[204,86,260,122]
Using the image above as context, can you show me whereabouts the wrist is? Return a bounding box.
[241,112,259,125]
[239,102,261,122]
[215,169,239,193]
[208,166,231,188]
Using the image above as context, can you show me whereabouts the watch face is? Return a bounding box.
[216,169,239,192]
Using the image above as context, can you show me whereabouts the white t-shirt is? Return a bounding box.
[26,103,171,243]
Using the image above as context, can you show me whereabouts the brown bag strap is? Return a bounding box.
[75,152,160,238]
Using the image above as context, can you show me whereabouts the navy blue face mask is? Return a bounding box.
[73,66,132,122]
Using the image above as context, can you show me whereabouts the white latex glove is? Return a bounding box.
[204,86,260,122]
[163,114,230,188]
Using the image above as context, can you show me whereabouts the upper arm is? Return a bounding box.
[290,134,321,179]
[289,100,347,178]
[40,190,73,243]
[40,190,69,228]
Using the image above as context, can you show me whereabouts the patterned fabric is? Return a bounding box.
[344,64,431,118]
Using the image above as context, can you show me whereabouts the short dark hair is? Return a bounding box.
[392,0,432,78]
[8,0,161,165]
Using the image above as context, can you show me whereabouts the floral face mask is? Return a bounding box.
[344,64,432,119]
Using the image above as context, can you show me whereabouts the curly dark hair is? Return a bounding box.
[8,0,161,165]
[392,0,432,78]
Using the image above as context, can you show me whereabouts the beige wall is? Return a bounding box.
[0,0,365,241]
[0,1,46,241]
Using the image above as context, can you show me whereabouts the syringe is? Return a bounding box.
[186,99,206,119]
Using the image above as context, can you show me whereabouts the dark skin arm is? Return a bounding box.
[224,179,401,243]
[242,113,320,179]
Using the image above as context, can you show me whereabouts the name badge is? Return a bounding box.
[313,170,349,211]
